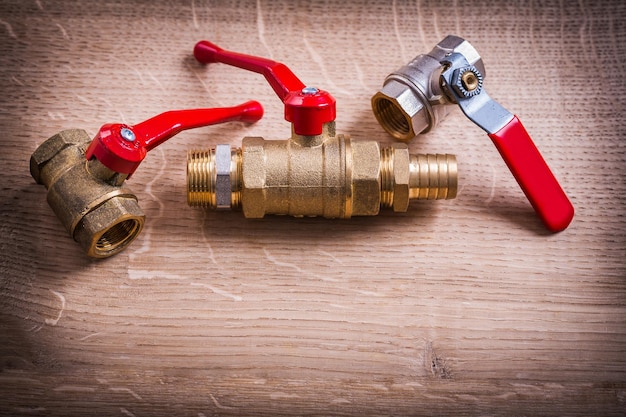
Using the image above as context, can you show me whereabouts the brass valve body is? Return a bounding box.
[187,122,457,218]
[30,130,145,258]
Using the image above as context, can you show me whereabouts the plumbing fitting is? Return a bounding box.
[30,101,263,258]
[372,35,574,232]
[187,41,457,218]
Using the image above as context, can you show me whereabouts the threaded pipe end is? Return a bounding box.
[371,94,413,141]
[93,218,143,257]
[379,146,395,208]
[187,147,242,209]
[187,149,213,207]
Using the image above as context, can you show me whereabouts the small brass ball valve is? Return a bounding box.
[30,101,263,258]
[187,41,458,218]
[371,35,574,232]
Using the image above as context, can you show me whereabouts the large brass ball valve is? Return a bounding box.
[187,41,458,218]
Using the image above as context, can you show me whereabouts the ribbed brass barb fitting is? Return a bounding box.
[187,123,457,218]
[380,146,457,211]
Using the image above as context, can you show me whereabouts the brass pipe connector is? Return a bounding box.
[189,41,457,220]
[30,101,263,258]
[187,122,457,218]
[30,129,145,258]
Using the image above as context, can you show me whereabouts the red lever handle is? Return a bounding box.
[194,40,336,136]
[488,116,574,232]
[85,100,263,177]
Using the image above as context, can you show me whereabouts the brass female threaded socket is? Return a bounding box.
[187,136,457,217]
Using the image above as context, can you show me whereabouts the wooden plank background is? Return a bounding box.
[1,0,625,415]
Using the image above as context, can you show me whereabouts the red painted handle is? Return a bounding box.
[195,41,304,101]
[85,100,263,177]
[194,40,336,136]
[134,101,263,151]
[488,116,574,232]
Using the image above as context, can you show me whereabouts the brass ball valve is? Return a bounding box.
[371,35,574,232]
[187,41,458,218]
[30,101,263,258]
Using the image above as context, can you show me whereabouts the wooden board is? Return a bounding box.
[1,0,625,415]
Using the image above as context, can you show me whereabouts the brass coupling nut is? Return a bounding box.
[187,124,457,218]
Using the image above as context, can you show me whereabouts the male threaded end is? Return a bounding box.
[379,146,396,208]
[187,147,242,209]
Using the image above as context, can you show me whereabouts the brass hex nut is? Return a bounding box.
[371,80,430,141]
[30,129,90,185]
[350,140,381,216]
[241,137,267,218]
[390,143,410,212]
[73,195,145,258]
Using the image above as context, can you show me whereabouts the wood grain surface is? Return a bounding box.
[1,0,625,415]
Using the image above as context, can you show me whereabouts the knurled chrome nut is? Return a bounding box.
[451,66,483,99]
[372,79,430,141]
[74,195,145,258]
[30,129,90,185]
[390,143,410,212]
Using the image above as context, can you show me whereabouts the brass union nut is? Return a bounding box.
[350,139,381,216]
[73,196,145,258]
[30,129,89,185]
[241,137,267,219]
[390,143,410,212]
[372,80,430,141]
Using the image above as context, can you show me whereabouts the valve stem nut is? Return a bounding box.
[451,65,483,98]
